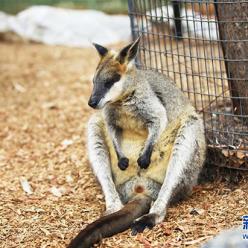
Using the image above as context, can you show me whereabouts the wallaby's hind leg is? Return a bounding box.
[131,115,206,234]
[87,114,123,214]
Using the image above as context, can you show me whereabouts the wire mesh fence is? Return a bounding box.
[128,0,248,170]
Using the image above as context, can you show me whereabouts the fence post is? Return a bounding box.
[215,0,248,119]
[172,1,182,40]
[128,0,141,67]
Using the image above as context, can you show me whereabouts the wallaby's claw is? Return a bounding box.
[137,154,151,169]
[118,157,129,170]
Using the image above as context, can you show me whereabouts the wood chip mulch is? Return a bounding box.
[0,41,247,248]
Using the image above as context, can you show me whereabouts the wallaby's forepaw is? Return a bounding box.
[131,214,156,235]
[137,154,151,169]
[118,157,129,170]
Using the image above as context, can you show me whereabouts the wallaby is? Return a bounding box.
[68,37,206,248]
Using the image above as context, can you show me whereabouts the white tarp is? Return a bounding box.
[0,11,11,32]
[0,6,131,47]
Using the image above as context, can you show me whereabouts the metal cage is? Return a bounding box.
[128,0,248,170]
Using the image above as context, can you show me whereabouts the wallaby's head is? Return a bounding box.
[88,37,140,109]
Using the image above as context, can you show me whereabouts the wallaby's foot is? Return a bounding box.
[137,153,151,169]
[131,214,156,235]
[118,157,129,170]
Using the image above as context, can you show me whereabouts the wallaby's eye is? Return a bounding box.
[104,74,121,89]
[105,81,114,89]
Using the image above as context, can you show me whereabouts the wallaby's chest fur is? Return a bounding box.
[116,103,147,135]
[102,110,186,189]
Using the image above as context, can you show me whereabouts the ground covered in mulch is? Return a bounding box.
[0,41,248,248]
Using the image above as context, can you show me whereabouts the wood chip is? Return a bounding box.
[61,139,74,149]
[19,177,33,195]
[12,82,26,93]
[50,186,63,197]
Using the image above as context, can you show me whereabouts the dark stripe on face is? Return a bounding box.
[104,73,121,89]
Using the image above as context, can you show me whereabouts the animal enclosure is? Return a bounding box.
[128,0,248,170]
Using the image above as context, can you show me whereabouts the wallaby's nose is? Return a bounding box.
[88,97,99,109]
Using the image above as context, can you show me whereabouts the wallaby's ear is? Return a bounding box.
[117,36,141,64]
[93,43,108,57]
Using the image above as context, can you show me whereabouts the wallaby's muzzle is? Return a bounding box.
[88,95,99,109]
[88,80,107,109]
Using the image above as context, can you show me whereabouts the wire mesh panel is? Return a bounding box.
[128,0,248,170]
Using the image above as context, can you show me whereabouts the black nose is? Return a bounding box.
[88,97,98,109]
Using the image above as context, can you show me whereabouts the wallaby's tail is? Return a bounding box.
[68,195,151,248]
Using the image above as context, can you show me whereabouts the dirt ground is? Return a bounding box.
[0,41,248,248]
